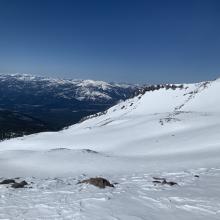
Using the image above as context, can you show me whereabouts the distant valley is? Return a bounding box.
[0,73,138,140]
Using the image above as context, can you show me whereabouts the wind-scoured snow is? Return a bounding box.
[0,78,220,219]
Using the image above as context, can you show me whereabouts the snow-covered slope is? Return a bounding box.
[1,79,219,160]
[0,78,220,219]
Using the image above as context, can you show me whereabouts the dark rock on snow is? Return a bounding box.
[82,149,99,154]
[79,177,114,188]
[153,180,162,184]
[11,180,28,188]
[163,180,178,186]
[152,177,178,186]
[0,179,28,188]
[0,179,16,184]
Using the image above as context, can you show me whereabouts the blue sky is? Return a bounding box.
[0,0,220,83]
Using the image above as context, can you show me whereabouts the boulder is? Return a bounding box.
[79,177,114,188]
[0,179,16,184]
[11,180,28,189]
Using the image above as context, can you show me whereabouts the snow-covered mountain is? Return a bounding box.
[2,78,220,159]
[0,78,220,219]
[0,73,137,139]
[0,73,136,102]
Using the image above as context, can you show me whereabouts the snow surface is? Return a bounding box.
[0,79,220,219]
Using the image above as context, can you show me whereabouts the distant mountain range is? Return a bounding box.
[0,73,138,140]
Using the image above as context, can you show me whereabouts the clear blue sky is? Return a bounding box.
[0,0,220,83]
